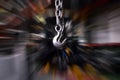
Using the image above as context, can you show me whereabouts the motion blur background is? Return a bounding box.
[0,0,120,80]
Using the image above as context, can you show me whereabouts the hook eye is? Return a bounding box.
[55,25,62,32]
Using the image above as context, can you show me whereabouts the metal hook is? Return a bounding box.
[53,25,66,48]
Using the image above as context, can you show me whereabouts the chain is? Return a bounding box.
[55,0,63,25]
[53,0,66,48]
